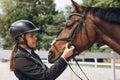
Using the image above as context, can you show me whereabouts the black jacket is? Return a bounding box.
[13,47,67,80]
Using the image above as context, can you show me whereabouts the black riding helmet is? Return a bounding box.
[10,20,40,41]
[9,20,40,48]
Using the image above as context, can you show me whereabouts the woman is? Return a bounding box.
[9,20,75,80]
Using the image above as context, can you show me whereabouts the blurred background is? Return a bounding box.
[0,0,120,80]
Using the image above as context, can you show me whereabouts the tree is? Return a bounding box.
[82,0,120,7]
[0,0,65,50]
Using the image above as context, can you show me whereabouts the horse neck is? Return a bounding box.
[90,15,120,54]
[92,15,120,39]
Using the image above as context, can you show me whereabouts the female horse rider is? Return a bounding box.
[9,20,74,80]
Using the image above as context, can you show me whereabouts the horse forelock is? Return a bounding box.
[89,7,120,25]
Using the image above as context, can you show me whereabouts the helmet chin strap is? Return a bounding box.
[18,34,34,50]
[24,39,33,49]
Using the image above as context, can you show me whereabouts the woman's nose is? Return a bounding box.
[35,36,37,40]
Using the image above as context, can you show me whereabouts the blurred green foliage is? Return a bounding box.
[0,0,65,50]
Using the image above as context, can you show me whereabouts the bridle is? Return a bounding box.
[51,8,90,80]
[51,7,92,55]
[51,7,91,50]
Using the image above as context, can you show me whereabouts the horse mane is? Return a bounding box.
[89,7,120,25]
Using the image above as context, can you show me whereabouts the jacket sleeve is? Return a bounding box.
[14,56,67,80]
[45,57,67,80]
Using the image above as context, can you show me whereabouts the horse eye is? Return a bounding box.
[65,20,74,28]
[75,18,80,22]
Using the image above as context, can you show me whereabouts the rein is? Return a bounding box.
[51,8,90,80]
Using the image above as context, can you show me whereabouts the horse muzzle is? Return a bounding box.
[48,51,63,63]
[48,51,55,63]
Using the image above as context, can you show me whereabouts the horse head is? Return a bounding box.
[48,0,98,63]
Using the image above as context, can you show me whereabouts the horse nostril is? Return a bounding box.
[48,51,54,59]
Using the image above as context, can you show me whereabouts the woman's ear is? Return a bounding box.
[17,36,24,42]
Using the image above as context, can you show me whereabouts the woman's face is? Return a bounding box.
[25,32,37,48]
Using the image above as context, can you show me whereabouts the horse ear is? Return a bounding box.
[71,0,84,13]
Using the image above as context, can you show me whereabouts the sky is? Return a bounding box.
[54,0,82,11]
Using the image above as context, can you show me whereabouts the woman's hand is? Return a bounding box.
[61,43,75,59]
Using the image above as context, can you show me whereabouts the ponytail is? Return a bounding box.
[10,44,18,71]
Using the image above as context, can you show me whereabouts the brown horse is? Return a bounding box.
[48,0,120,63]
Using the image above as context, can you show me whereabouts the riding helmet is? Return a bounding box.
[9,20,40,41]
